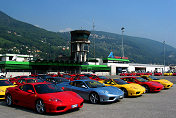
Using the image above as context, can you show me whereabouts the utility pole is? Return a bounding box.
[93,20,96,65]
[163,41,166,74]
[121,27,125,57]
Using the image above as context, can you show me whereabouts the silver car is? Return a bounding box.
[58,80,124,104]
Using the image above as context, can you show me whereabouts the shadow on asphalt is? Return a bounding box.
[125,95,142,98]
[83,99,122,105]
[0,100,81,116]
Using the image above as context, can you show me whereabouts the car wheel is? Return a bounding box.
[121,88,128,97]
[89,92,99,104]
[6,94,13,106]
[35,100,46,114]
[143,85,150,93]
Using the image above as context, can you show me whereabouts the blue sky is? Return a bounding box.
[0,0,176,47]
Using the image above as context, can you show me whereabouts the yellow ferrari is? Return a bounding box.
[99,79,145,97]
[140,75,173,89]
[164,72,173,76]
[0,79,15,99]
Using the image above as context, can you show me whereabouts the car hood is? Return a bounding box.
[0,85,15,91]
[92,86,124,95]
[144,81,163,86]
[39,91,83,103]
[126,84,145,91]
[156,79,173,85]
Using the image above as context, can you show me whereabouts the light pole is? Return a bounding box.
[93,20,96,65]
[121,27,125,57]
[163,41,165,74]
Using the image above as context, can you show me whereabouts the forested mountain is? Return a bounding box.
[60,31,176,65]
[0,11,176,65]
[0,11,70,60]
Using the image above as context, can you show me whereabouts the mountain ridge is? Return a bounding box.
[0,11,176,65]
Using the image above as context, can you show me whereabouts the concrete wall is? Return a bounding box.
[95,72,110,76]
[128,63,170,73]
[110,65,116,75]
[6,72,31,78]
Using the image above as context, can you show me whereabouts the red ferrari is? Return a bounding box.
[5,83,84,114]
[62,74,74,81]
[120,73,128,76]
[173,73,176,76]
[14,78,44,86]
[121,76,164,92]
[9,75,34,84]
[81,74,103,81]
[154,72,162,76]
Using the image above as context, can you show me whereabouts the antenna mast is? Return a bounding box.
[93,20,96,64]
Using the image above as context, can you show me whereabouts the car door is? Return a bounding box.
[70,81,89,99]
[126,77,135,84]
[18,84,36,108]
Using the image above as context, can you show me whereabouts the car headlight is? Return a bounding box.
[0,89,5,92]
[49,98,62,102]
[101,90,109,94]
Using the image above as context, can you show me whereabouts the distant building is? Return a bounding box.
[87,56,169,75]
[71,30,90,62]
[0,54,33,62]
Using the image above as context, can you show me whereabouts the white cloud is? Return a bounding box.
[59,28,73,32]
[34,25,40,28]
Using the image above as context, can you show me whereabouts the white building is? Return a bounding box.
[128,63,169,73]
[0,54,33,62]
[88,58,170,75]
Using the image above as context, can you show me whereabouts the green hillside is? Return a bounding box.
[89,31,176,65]
[0,11,176,65]
[0,11,70,60]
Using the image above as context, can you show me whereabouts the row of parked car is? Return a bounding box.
[0,73,174,114]
[120,71,176,76]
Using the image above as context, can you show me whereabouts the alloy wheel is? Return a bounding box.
[36,100,45,114]
[6,94,13,106]
[89,93,99,104]
[121,88,128,97]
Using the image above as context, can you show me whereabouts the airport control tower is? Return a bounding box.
[70,30,90,62]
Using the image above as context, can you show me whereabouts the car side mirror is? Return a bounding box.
[61,87,65,90]
[81,85,87,88]
[27,90,34,94]
[111,82,115,85]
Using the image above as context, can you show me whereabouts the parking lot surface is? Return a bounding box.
[0,76,175,118]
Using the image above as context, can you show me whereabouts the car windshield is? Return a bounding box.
[79,76,90,80]
[0,80,13,86]
[21,76,32,78]
[26,79,43,83]
[136,77,148,82]
[149,76,160,80]
[98,76,108,79]
[38,75,51,79]
[83,74,91,77]
[54,77,69,83]
[63,75,71,78]
[85,81,105,88]
[34,84,63,94]
[114,79,128,84]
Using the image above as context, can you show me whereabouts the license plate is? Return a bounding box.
[71,104,78,108]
